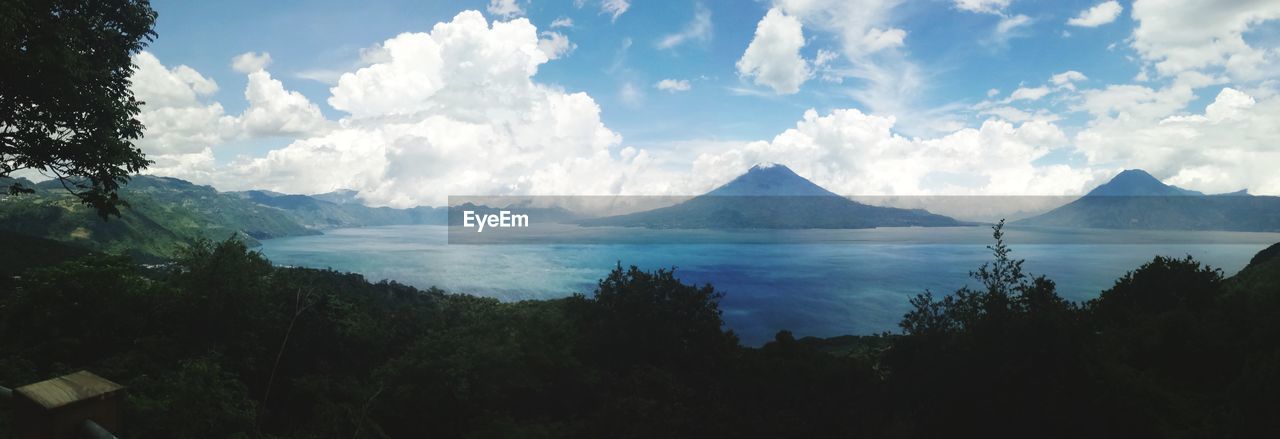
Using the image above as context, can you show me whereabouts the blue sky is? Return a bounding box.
[127,0,1280,206]
[149,0,1138,141]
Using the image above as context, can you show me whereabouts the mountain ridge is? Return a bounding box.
[1017,169,1280,231]
[579,164,962,229]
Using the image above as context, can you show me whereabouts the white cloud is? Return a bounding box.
[226,11,646,207]
[687,107,1098,198]
[1068,1,1122,27]
[1050,70,1088,89]
[657,4,712,49]
[327,13,550,118]
[987,88,1000,97]
[130,52,236,158]
[294,45,391,86]
[775,0,906,57]
[981,106,1034,122]
[129,51,329,181]
[550,17,574,28]
[1008,86,1050,101]
[952,0,1030,44]
[1075,83,1196,119]
[146,148,219,182]
[538,31,577,60]
[655,79,692,92]
[762,1,965,136]
[240,70,329,137]
[1075,86,1280,194]
[737,8,810,95]
[860,27,907,53]
[131,52,218,108]
[954,0,1011,15]
[1131,0,1280,80]
[487,0,523,18]
[231,51,272,74]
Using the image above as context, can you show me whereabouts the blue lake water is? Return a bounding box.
[259,225,1280,345]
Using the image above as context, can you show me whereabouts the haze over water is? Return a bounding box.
[260,225,1280,345]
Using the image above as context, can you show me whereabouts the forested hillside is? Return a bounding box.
[0,176,316,260]
[0,176,446,260]
[2,225,1277,438]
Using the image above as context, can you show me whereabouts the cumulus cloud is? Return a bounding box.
[737,8,809,95]
[1067,1,1122,27]
[1075,85,1280,194]
[655,79,692,92]
[130,51,331,179]
[657,3,712,50]
[1131,0,1280,80]
[130,52,236,157]
[231,51,272,73]
[225,11,648,207]
[687,107,1098,197]
[240,70,329,137]
[759,1,965,136]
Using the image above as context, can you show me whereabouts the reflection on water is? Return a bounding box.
[260,225,1279,345]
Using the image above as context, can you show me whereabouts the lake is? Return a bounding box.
[259,225,1280,345]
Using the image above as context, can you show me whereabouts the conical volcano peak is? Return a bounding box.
[707,163,839,197]
[1087,169,1204,197]
[748,162,786,171]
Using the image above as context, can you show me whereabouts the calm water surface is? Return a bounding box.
[259,225,1280,345]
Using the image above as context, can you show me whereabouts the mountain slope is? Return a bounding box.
[0,176,318,260]
[579,164,961,229]
[1085,169,1205,197]
[1017,169,1280,231]
[704,163,840,197]
[233,190,445,229]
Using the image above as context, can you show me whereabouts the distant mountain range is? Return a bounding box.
[447,202,586,226]
[233,190,445,229]
[7,166,1279,260]
[578,164,962,229]
[0,175,444,260]
[1017,169,1280,231]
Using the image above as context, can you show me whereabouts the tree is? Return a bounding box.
[1,0,157,218]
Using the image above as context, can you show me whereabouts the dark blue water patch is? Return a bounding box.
[259,225,1279,345]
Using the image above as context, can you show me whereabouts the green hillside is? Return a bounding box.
[2,228,1278,437]
[0,176,318,260]
[232,190,445,229]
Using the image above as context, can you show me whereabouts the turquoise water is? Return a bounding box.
[259,225,1280,345]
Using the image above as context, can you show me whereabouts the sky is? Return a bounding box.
[121,0,1280,207]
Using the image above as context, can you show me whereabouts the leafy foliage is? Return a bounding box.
[0,175,317,260]
[0,0,157,218]
[2,228,1279,437]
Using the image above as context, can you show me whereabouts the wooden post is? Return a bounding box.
[10,371,124,439]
